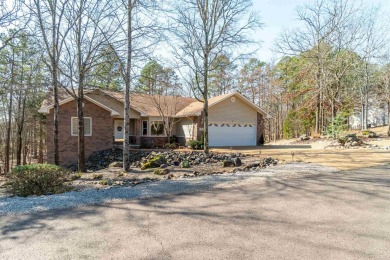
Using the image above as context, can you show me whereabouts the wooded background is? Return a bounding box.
[1,0,390,173]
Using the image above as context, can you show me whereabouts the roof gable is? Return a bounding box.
[39,89,271,118]
[175,92,271,118]
[38,89,120,116]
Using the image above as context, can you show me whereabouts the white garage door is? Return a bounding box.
[209,122,256,146]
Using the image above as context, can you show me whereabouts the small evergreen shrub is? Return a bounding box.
[258,134,265,145]
[180,161,190,168]
[70,172,82,180]
[153,169,163,175]
[164,143,177,149]
[338,136,347,146]
[99,178,113,186]
[187,137,204,149]
[326,113,348,138]
[169,135,178,144]
[8,164,71,197]
[93,173,103,179]
[117,171,125,177]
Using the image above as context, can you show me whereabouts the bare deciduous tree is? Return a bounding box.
[60,0,118,172]
[171,0,262,153]
[0,0,21,51]
[28,0,73,165]
[275,0,363,134]
[105,0,162,171]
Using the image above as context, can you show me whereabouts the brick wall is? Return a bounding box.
[257,113,265,145]
[46,99,113,166]
[193,115,203,140]
[140,136,167,148]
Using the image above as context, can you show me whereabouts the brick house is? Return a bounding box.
[39,89,271,166]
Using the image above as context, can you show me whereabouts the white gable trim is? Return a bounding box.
[38,96,75,114]
[174,92,272,118]
[38,94,120,116]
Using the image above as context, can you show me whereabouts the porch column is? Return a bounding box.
[135,119,141,145]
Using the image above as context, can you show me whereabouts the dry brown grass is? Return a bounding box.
[211,147,390,171]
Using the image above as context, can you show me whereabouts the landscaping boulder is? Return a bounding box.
[222,160,235,167]
[173,161,180,166]
[109,161,123,168]
[154,168,170,175]
[141,155,167,170]
[368,131,377,138]
[233,157,242,167]
[299,135,310,141]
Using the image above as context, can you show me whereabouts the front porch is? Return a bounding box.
[113,118,172,148]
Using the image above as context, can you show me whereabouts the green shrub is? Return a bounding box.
[70,172,82,180]
[283,109,315,139]
[164,143,177,149]
[338,136,347,146]
[180,161,190,168]
[93,173,103,179]
[187,140,197,149]
[7,164,71,197]
[258,134,265,145]
[326,113,348,138]
[153,169,163,175]
[99,178,113,186]
[169,135,178,144]
[187,138,204,149]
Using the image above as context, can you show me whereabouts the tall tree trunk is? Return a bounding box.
[16,93,26,165]
[38,116,44,164]
[315,93,320,134]
[5,53,15,174]
[365,94,369,129]
[76,10,86,172]
[387,100,390,137]
[77,91,86,172]
[52,7,60,165]
[203,51,209,154]
[53,67,60,165]
[123,0,133,171]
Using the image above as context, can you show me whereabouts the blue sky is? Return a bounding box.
[252,0,390,61]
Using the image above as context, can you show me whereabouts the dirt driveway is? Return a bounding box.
[1,164,390,259]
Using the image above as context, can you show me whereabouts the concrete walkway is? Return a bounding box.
[1,164,390,259]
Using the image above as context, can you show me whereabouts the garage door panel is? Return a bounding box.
[209,123,256,146]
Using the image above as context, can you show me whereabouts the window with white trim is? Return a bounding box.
[151,121,164,136]
[142,120,148,136]
[71,117,92,136]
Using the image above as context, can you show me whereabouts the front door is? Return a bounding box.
[114,120,124,141]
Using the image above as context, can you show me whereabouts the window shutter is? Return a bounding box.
[84,118,91,136]
[72,118,78,135]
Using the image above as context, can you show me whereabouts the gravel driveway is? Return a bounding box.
[1,163,390,259]
[0,163,337,215]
